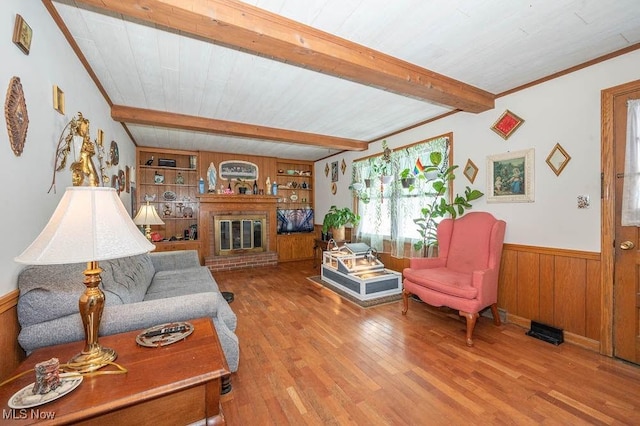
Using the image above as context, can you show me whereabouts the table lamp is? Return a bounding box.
[15,186,154,372]
[133,202,165,240]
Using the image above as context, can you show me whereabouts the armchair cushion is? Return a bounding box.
[403,267,477,299]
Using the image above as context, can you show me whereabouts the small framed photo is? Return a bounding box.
[487,148,534,203]
[12,14,33,55]
[546,143,571,176]
[96,129,104,147]
[463,159,478,183]
[154,173,164,184]
[491,109,525,140]
[331,161,339,182]
[53,85,65,114]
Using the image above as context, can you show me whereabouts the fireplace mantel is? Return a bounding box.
[197,194,279,204]
[198,194,279,262]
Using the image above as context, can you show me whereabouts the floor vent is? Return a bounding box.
[526,320,564,345]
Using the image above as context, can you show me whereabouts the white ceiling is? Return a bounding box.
[49,0,640,161]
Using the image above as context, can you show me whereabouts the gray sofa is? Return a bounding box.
[16,250,239,373]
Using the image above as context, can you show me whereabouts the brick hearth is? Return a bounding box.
[206,251,278,272]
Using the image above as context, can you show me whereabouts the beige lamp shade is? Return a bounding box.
[133,203,165,227]
[15,186,154,265]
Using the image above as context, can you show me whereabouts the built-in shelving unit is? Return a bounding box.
[136,148,201,260]
[275,159,315,262]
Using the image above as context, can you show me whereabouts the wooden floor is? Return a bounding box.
[217,261,640,425]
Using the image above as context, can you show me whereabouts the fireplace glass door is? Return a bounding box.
[216,215,265,255]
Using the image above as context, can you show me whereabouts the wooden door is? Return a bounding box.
[613,87,640,363]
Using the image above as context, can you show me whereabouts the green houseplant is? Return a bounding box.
[399,168,415,189]
[413,151,484,255]
[322,205,360,241]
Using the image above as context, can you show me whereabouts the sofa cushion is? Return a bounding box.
[17,262,122,328]
[144,266,220,300]
[99,254,155,304]
[403,267,478,299]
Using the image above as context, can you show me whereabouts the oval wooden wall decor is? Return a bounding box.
[4,76,29,156]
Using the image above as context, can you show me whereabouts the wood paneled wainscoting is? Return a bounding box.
[498,244,601,351]
[0,290,25,381]
[376,243,602,351]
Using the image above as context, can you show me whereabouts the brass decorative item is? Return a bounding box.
[15,187,155,372]
[4,76,29,157]
[50,112,101,193]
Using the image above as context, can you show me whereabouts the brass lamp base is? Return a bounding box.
[67,346,117,373]
[67,261,117,373]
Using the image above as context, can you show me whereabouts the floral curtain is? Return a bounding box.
[352,136,449,258]
[622,100,640,226]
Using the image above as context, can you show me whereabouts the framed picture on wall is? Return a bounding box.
[331,161,339,182]
[486,148,534,203]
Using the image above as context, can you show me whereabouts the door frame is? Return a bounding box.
[601,79,640,357]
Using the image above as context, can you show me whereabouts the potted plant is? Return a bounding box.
[372,158,393,184]
[413,151,484,256]
[399,168,415,189]
[322,205,360,241]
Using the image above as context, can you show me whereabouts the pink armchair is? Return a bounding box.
[402,212,506,346]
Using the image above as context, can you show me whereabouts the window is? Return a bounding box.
[352,134,451,258]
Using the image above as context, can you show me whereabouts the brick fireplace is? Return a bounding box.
[198,194,278,271]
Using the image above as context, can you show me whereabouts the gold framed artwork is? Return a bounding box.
[487,148,535,203]
[331,161,339,182]
[53,85,65,114]
[545,143,571,176]
[463,159,478,183]
[12,14,33,55]
[491,109,525,140]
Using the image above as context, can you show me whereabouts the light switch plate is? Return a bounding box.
[577,195,590,209]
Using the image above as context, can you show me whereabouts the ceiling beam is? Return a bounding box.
[71,0,495,113]
[111,105,368,151]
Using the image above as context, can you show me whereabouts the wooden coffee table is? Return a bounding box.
[0,317,229,425]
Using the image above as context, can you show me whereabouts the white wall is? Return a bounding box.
[0,1,136,296]
[315,49,640,252]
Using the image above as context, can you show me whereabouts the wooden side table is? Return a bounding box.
[313,239,346,267]
[0,317,229,425]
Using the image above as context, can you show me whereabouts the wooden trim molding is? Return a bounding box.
[0,290,19,315]
[0,290,25,381]
[600,78,640,357]
[502,243,600,260]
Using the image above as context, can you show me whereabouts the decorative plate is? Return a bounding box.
[163,190,176,201]
[109,141,119,166]
[136,321,194,348]
[4,76,29,157]
[8,374,83,409]
[118,169,125,192]
[290,192,298,202]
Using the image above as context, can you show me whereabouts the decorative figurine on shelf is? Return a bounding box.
[145,156,154,166]
[266,176,271,194]
[183,206,194,218]
[207,162,217,192]
[175,172,184,185]
[163,203,172,217]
